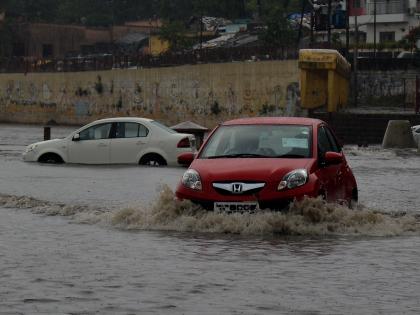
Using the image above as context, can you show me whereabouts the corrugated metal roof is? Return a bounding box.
[115,32,149,45]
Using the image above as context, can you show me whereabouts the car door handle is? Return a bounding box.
[136,141,145,145]
[98,143,108,147]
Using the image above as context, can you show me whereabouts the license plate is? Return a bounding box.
[214,202,258,213]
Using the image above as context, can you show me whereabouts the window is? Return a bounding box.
[200,125,312,158]
[379,32,395,43]
[353,0,362,9]
[114,122,149,138]
[318,127,334,154]
[79,123,112,141]
[324,127,341,152]
[151,121,177,134]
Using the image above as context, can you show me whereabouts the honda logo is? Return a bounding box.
[231,183,243,194]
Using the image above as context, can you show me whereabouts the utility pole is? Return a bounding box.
[353,14,358,108]
[310,8,314,46]
[199,1,203,51]
[346,0,350,59]
[373,0,377,58]
[327,0,332,48]
[257,0,262,21]
[297,0,306,49]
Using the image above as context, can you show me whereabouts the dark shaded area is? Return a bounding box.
[0,0,303,26]
[311,113,420,145]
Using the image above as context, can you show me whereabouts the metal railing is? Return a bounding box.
[366,0,407,15]
[0,46,299,73]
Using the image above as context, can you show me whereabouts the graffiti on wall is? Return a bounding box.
[355,71,413,107]
[0,61,300,125]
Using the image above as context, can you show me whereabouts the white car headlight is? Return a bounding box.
[26,144,38,152]
[278,169,308,190]
[182,169,202,191]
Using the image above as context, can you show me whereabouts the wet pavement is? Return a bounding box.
[1,123,420,314]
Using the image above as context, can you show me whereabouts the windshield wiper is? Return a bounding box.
[207,153,269,159]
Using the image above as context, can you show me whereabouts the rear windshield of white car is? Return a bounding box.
[151,121,177,134]
[200,125,312,159]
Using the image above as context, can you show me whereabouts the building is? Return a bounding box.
[9,20,164,59]
[350,0,420,43]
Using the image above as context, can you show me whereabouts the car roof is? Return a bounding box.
[90,117,154,124]
[222,117,324,127]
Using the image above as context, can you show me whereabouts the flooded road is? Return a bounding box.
[1,124,420,314]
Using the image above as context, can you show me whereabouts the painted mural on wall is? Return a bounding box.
[0,61,300,126]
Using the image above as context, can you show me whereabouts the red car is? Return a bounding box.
[176,117,357,212]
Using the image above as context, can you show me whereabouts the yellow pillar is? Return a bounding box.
[327,70,336,112]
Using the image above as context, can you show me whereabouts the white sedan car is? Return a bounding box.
[23,117,195,166]
[413,125,420,145]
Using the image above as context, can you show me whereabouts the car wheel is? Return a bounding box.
[139,154,167,167]
[318,190,326,201]
[349,188,359,209]
[38,153,64,164]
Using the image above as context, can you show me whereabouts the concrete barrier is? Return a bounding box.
[382,120,417,149]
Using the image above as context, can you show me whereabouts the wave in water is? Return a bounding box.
[1,187,419,237]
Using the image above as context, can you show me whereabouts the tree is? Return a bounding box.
[159,20,192,51]
[261,6,296,48]
[403,26,420,51]
[246,0,301,20]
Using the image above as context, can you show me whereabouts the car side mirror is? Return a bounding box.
[178,152,195,166]
[324,151,343,165]
[72,133,80,141]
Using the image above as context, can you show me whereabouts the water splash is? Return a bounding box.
[1,187,419,237]
[106,186,419,236]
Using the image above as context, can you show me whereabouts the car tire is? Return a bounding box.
[139,154,167,167]
[318,190,326,201]
[38,153,64,164]
[349,188,359,210]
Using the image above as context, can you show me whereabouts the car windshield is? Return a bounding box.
[200,124,312,159]
[151,120,177,134]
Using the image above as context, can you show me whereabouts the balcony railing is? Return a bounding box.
[366,0,407,15]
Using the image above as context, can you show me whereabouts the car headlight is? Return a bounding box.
[278,169,308,190]
[26,144,38,152]
[182,169,202,191]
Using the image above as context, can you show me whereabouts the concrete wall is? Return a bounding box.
[0,60,300,127]
[353,70,416,107]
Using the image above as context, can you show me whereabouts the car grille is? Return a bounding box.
[212,182,265,196]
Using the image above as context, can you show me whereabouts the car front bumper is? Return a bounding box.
[176,178,320,211]
[22,150,37,162]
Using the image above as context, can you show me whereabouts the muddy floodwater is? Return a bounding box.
[1,124,420,314]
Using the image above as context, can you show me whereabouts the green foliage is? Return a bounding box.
[2,0,303,26]
[261,6,296,47]
[402,26,420,50]
[159,20,192,51]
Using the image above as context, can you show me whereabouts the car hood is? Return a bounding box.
[191,158,314,183]
[28,138,65,149]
